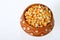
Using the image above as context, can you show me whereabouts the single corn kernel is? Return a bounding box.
[43,22,47,26]
[39,9,43,13]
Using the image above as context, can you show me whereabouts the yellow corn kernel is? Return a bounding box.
[43,22,47,26]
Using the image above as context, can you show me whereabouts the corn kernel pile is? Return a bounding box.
[24,5,51,28]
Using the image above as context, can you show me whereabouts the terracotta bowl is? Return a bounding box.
[20,4,54,37]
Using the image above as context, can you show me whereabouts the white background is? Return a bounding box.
[0,0,60,40]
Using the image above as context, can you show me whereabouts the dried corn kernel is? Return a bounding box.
[24,5,51,28]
